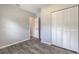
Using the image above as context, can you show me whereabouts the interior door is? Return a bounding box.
[69,6,78,52]
[63,6,78,51]
[41,12,51,44]
[55,11,63,47]
[52,6,78,52]
[52,10,63,47]
[52,13,57,45]
[33,17,39,38]
[62,8,71,50]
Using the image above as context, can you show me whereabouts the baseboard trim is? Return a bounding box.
[41,41,52,45]
[31,36,39,40]
[51,44,78,54]
[41,40,78,53]
[0,39,29,49]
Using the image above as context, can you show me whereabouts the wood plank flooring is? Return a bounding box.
[0,37,76,54]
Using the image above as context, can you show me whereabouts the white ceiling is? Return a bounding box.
[12,4,76,15]
[14,4,50,15]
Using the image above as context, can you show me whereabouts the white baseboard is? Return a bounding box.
[41,40,52,45]
[0,39,30,49]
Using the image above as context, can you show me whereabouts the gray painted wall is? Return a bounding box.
[0,5,35,48]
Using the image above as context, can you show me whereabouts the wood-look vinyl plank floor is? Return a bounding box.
[0,38,76,54]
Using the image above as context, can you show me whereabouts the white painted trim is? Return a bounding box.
[41,41,52,45]
[0,39,30,49]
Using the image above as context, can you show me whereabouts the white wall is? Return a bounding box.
[0,5,35,49]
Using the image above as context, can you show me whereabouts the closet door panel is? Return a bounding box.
[62,9,71,50]
[63,6,78,51]
[63,31,71,49]
[41,10,51,44]
[52,13,57,45]
[41,21,51,44]
[55,11,63,47]
[52,6,78,52]
[69,6,78,52]
[70,30,78,51]
[52,11,63,47]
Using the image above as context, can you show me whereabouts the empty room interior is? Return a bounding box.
[0,4,79,54]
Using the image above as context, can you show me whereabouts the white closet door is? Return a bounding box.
[52,13,57,45]
[63,6,78,51]
[69,6,78,52]
[52,11,63,47]
[63,8,71,50]
[41,10,51,44]
[52,6,78,52]
[56,11,63,47]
